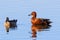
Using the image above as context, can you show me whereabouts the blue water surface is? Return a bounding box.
[0,0,60,40]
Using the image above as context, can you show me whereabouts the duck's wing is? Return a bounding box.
[33,18,43,25]
[42,19,52,24]
[41,18,52,29]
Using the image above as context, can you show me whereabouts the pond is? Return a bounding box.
[0,0,60,40]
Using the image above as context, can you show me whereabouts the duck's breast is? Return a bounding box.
[31,18,42,25]
[4,22,10,28]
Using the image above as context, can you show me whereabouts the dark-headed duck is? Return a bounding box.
[4,17,17,32]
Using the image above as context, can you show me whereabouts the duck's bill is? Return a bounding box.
[28,14,31,16]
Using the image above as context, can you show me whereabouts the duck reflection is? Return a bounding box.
[4,17,17,32]
[31,24,51,38]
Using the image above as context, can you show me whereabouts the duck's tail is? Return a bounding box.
[42,19,52,29]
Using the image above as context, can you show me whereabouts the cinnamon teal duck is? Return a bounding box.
[28,11,52,29]
[29,11,52,38]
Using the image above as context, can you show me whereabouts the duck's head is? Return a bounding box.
[6,17,9,22]
[28,11,37,18]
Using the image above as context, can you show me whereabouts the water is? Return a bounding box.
[0,0,60,40]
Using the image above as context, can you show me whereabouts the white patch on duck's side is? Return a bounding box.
[4,21,10,32]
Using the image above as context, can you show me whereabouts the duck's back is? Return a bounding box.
[36,18,43,24]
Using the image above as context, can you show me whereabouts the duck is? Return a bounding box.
[28,11,52,38]
[4,17,17,32]
[28,11,52,29]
